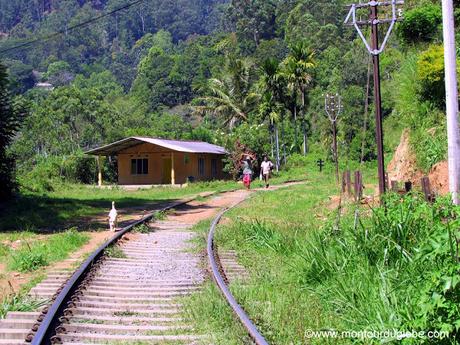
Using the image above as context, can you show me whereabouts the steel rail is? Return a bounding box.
[31,197,197,345]
[207,201,269,345]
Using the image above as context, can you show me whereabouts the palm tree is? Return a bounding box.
[193,58,258,129]
[283,42,315,155]
[259,58,287,169]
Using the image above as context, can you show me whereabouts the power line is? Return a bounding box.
[0,0,146,55]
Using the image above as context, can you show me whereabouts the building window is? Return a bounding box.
[211,159,218,177]
[184,154,190,164]
[198,157,205,176]
[131,159,148,175]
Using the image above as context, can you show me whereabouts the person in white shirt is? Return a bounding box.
[260,155,274,189]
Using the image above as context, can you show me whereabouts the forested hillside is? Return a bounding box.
[0,0,459,194]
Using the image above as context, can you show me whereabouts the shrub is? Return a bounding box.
[18,154,117,192]
[411,125,448,171]
[417,45,446,107]
[398,4,442,44]
[405,199,460,343]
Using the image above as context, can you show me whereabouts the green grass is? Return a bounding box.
[6,228,89,272]
[0,294,48,319]
[210,175,341,344]
[133,223,151,234]
[183,157,346,344]
[0,180,241,232]
[182,282,251,344]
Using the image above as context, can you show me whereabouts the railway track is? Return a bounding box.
[0,190,271,345]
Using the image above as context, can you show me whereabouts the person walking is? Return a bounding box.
[260,155,274,188]
[242,156,254,190]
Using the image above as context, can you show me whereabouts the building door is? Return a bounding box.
[162,158,172,184]
[211,159,218,178]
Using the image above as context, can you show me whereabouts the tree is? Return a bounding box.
[14,85,120,161]
[259,58,286,168]
[397,4,442,44]
[0,62,25,199]
[194,58,258,129]
[283,42,315,154]
[227,0,277,50]
[4,59,36,94]
[44,61,74,87]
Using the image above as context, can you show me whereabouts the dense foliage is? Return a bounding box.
[0,62,24,199]
[0,0,458,189]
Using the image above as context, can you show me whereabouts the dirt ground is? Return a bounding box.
[167,190,249,224]
[387,129,424,185]
[428,160,449,195]
[387,129,449,196]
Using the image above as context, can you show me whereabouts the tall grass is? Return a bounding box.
[297,193,460,342]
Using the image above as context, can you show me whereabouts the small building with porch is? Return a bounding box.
[86,137,228,186]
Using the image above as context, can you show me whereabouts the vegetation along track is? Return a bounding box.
[16,189,270,345]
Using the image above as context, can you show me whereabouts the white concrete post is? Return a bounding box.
[171,152,175,185]
[97,156,103,187]
[442,0,460,205]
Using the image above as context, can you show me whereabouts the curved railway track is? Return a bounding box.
[12,191,270,345]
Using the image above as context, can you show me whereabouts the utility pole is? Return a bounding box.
[442,0,460,205]
[370,4,386,196]
[325,93,343,184]
[345,0,404,197]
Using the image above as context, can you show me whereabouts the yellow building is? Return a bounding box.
[86,137,228,186]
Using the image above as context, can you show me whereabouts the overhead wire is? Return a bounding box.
[0,0,146,55]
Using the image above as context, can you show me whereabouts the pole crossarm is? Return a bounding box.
[325,93,343,123]
[344,0,404,55]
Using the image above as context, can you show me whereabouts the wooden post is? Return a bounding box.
[404,181,412,193]
[171,152,175,185]
[342,171,347,193]
[354,171,363,202]
[346,170,352,197]
[421,176,433,202]
[97,156,103,187]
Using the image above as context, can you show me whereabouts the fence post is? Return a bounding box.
[391,181,398,192]
[421,176,433,202]
[354,171,363,202]
[404,181,412,193]
[342,171,347,193]
[346,170,352,197]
